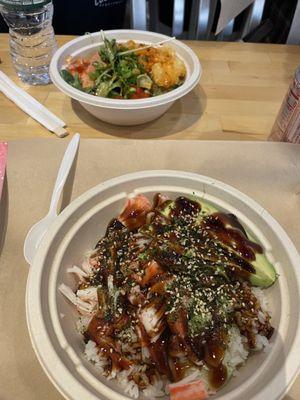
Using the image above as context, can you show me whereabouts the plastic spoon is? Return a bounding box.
[23,133,80,265]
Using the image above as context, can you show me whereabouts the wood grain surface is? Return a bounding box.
[0,34,300,141]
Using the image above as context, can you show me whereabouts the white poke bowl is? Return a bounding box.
[26,170,300,400]
[49,30,202,126]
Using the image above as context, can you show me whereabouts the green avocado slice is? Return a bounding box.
[249,252,278,287]
[198,198,278,288]
[152,195,278,288]
[191,196,278,288]
[200,200,277,288]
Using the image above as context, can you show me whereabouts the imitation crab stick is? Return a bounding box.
[169,379,208,400]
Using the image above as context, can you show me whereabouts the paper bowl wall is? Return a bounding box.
[49,30,202,126]
[26,171,300,400]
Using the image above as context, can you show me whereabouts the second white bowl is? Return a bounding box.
[50,30,202,126]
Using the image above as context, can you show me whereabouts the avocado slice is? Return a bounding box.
[196,198,278,288]
[249,252,278,287]
[151,195,278,288]
[198,199,219,216]
[158,200,174,218]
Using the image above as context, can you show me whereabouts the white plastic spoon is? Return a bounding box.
[23,133,80,265]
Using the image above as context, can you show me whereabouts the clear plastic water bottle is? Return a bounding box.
[0,0,57,85]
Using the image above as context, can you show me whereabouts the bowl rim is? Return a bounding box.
[49,29,202,110]
[26,170,300,400]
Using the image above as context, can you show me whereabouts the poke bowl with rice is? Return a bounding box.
[26,171,300,400]
[59,193,277,399]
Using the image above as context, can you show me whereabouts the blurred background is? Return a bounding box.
[0,0,299,44]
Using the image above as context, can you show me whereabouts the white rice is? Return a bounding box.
[143,380,165,398]
[83,338,166,399]
[223,326,249,374]
[255,334,271,352]
[85,340,108,372]
[60,260,273,399]
[252,287,269,312]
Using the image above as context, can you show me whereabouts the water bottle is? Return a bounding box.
[0,0,57,85]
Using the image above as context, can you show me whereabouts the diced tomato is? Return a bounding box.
[169,379,208,400]
[130,87,151,99]
[76,64,86,73]
[67,65,77,76]
[68,58,89,72]
[67,57,92,85]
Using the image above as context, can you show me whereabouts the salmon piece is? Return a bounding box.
[141,260,164,287]
[131,272,143,285]
[168,309,188,339]
[169,379,208,400]
[110,349,132,370]
[113,313,130,331]
[89,52,100,64]
[83,52,101,83]
[87,312,114,342]
[80,71,94,88]
[150,274,174,294]
[136,322,150,347]
[148,336,172,378]
[97,337,133,371]
[84,53,100,78]
[85,63,96,75]
[119,194,152,230]
[168,334,187,358]
[128,285,146,306]
[173,319,186,339]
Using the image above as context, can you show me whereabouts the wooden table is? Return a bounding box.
[0,34,300,141]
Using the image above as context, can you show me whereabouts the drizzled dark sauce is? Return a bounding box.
[204,213,263,261]
[83,194,274,391]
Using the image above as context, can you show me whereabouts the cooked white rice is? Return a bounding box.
[60,255,273,399]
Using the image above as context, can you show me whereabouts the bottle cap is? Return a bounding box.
[0,0,51,11]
